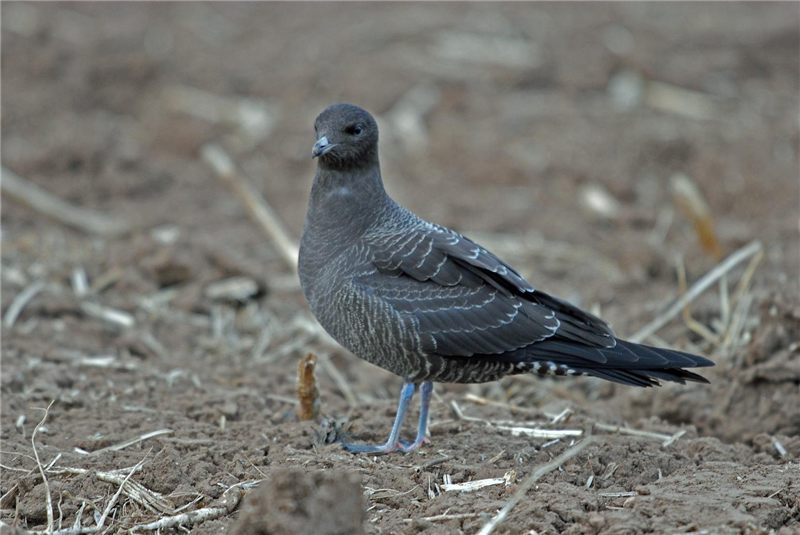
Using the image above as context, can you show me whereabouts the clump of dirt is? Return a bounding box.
[231,469,364,535]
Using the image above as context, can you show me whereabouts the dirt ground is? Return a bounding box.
[2,3,799,534]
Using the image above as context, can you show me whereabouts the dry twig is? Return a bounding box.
[441,471,515,493]
[476,438,594,535]
[2,167,132,236]
[70,267,89,297]
[130,486,245,532]
[84,429,174,456]
[594,423,686,448]
[598,491,637,498]
[25,456,151,535]
[772,437,788,458]
[44,461,175,516]
[3,280,47,329]
[676,256,721,346]
[644,80,721,120]
[722,249,764,349]
[418,512,484,522]
[79,301,135,329]
[200,143,298,270]
[630,240,763,343]
[495,426,582,439]
[91,456,148,533]
[451,400,582,439]
[32,401,56,534]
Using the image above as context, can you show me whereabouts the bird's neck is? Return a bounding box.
[305,161,389,241]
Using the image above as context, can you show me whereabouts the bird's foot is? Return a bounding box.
[340,439,402,455]
[398,436,431,453]
[340,437,431,454]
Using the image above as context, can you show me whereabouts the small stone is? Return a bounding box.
[608,70,644,112]
[588,512,606,529]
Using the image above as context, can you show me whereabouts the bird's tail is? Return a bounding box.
[516,339,714,387]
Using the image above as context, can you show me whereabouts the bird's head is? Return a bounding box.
[312,103,379,170]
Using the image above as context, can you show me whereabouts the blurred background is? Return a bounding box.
[2,3,799,533]
[4,3,797,299]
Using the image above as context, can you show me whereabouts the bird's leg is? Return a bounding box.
[400,381,433,452]
[341,382,416,454]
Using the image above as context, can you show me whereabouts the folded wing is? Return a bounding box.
[361,224,615,357]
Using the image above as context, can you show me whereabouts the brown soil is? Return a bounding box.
[2,3,798,535]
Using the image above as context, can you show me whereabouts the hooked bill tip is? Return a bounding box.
[312,136,337,158]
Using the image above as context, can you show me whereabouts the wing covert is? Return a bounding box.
[355,272,559,357]
[361,222,616,357]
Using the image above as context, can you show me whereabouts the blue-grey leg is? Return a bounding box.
[400,381,433,452]
[341,382,416,454]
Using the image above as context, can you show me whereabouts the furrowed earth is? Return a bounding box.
[2,3,798,534]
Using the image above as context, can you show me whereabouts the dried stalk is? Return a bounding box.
[129,487,245,532]
[296,353,320,421]
[32,401,56,534]
[2,167,132,236]
[630,240,762,343]
[200,143,298,270]
[87,429,173,455]
[476,438,593,535]
[3,280,47,329]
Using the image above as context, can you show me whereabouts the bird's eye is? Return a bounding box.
[346,124,363,136]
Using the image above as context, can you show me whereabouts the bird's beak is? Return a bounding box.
[312,136,338,158]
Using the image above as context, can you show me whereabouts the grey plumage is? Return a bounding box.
[299,103,713,453]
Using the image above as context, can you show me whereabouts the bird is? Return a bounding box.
[298,103,714,454]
